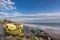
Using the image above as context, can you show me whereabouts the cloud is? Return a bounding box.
[0,0,60,23]
[0,0,16,11]
[8,12,60,19]
[9,12,60,17]
[10,12,60,23]
[0,12,9,20]
[0,12,8,17]
[0,12,60,20]
[0,11,60,23]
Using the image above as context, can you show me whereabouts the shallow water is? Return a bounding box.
[23,24,60,40]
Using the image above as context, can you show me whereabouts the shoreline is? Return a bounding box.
[24,24,60,40]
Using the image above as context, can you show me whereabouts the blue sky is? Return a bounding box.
[14,0,60,14]
[0,0,60,23]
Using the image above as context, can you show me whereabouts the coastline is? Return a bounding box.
[24,24,60,40]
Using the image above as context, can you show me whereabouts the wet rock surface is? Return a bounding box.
[0,24,52,40]
[0,24,5,38]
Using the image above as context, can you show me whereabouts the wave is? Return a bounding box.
[24,24,60,40]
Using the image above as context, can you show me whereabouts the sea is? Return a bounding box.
[24,23,60,39]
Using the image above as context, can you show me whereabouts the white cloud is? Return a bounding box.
[0,12,8,18]
[0,11,60,23]
[0,0,60,23]
[0,0,16,11]
[1,12,60,18]
[9,12,60,19]
[10,12,60,22]
[10,12,60,17]
[12,12,23,17]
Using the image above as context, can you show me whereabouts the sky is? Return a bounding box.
[0,0,60,23]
